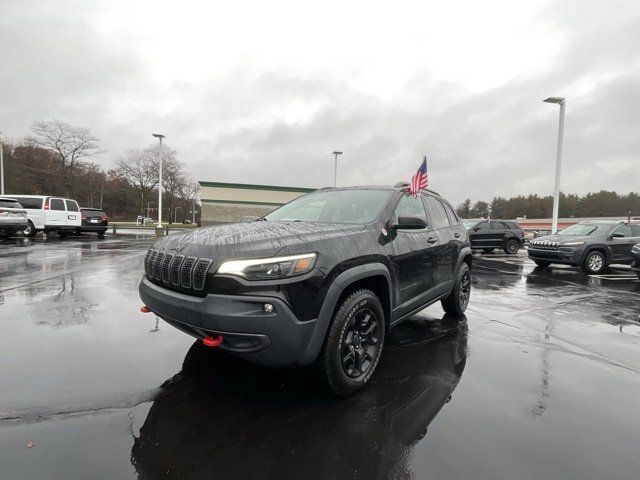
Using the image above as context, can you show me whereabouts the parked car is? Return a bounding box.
[464,219,525,254]
[139,185,472,395]
[78,208,108,237]
[630,243,640,279]
[528,220,640,274]
[6,195,82,237]
[0,197,28,238]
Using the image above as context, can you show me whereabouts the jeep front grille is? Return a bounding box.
[530,240,559,250]
[144,249,212,293]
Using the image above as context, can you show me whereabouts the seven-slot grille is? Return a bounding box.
[144,248,212,292]
[530,240,559,250]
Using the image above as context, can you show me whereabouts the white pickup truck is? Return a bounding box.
[7,195,82,237]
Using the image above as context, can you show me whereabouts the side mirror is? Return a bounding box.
[473,227,480,232]
[393,214,427,230]
[610,232,625,239]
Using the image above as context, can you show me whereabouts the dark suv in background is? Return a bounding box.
[528,220,640,274]
[78,208,109,237]
[464,219,525,254]
[139,185,472,395]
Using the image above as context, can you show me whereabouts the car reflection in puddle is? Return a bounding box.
[131,315,467,479]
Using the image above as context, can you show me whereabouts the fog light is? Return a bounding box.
[263,303,274,313]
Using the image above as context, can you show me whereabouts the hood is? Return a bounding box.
[531,234,593,245]
[150,221,365,267]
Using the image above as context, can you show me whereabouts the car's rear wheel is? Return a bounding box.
[97,230,106,238]
[318,289,385,396]
[482,248,494,253]
[22,221,37,238]
[441,262,471,316]
[533,260,551,268]
[581,250,606,275]
[504,239,520,254]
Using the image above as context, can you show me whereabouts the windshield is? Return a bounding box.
[558,223,610,236]
[265,189,391,224]
[463,220,479,229]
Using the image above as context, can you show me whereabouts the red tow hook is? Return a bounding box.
[140,306,152,313]
[202,335,223,348]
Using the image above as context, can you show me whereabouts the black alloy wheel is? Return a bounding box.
[442,262,471,316]
[319,289,385,396]
[504,239,520,254]
[341,308,381,379]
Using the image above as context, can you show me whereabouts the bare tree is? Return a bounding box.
[27,119,102,195]
[114,146,161,214]
[162,155,188,224]
[179,179,201,224]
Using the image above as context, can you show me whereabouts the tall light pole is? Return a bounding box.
[543,97,566,234]
[332,151,342,187]
[0,131,5,195]
[152,134,165,228]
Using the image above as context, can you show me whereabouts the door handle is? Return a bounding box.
[427,237,438,244]
[454,233,461,238]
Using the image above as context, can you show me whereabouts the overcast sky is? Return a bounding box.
[1,0,639,204]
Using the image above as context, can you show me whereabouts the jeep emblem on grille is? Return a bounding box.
[168,246,184,252]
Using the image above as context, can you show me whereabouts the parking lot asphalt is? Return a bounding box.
[1,236,639,480]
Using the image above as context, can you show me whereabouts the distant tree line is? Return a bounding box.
[1,119,199,223]
[455,191,640,219]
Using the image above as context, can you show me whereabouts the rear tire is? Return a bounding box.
[534,260,551,268]
[22,221,37,238]
[581,250,606,275]
[97,230,106,238]
[318,289,385,397]
[441,262,471,316]
[482,248,494,253]
[504,239,520,254]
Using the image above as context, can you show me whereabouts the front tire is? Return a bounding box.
[441,262,471,316]
[318,289,385,397]
[582,250,606,275]
[23,221,37,237]
[504,239,520,254]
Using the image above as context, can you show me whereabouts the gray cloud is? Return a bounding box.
[1,0,639,206]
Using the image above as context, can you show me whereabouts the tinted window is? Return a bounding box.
[0,199,22,208]
[463,220,479,229]
[265,189,391,224]
[443,203,459,225]
[424,196,449,229]
[16,197,43,209]
[630,224,640,236]
[65,200,79,212]
[508,222,521,230]
[82,209,106,217]
[490,221,506,230]
[50,199,65,211]
[610,225,632,237]
[474,221,490,232]
[395,195,427,219]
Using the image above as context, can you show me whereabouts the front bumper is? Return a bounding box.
[528,247,582,265]
[139,277,318,367]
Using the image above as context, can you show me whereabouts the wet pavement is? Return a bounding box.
[1,237,639,479]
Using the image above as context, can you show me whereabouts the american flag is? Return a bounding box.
[409,156,428,196]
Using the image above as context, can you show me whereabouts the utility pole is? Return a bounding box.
[332,151,343,187]
[100,185,104,209]
[152,134,165,229]
[0,132,5,195]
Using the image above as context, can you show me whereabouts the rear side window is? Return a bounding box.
[0,199,22,208]
[65,200,79,212]
[475,221,490,231]
[424,196,450,229]
[16,197,43,209]
[50,199,65,211]
[490,221,505,230]
[443,203,459,225]
[508,222,521,230]
[630,224,640,236]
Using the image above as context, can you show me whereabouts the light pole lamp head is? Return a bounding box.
[152,133,166,139]
[332,151,343,156]
[543,97,565,105]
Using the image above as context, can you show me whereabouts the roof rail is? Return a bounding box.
[394,181,410,188]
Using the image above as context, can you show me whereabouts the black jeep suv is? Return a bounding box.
[139,185,472,395]
[528,220,640,274]
[463,219,525,254]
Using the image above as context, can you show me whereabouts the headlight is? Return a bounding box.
[563,241,585,246]
[217,253,317,280]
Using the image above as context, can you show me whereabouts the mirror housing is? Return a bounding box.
[393,214,427,230]
[610,232,625,239]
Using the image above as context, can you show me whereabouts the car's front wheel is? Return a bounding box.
[504,239,520,254]
[582,250,606,275]
[22,221,37,238]
[441,262,471,316]
[318,289,385,396]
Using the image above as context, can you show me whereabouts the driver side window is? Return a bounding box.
[610,225,632,237]
[394,195,427,222]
